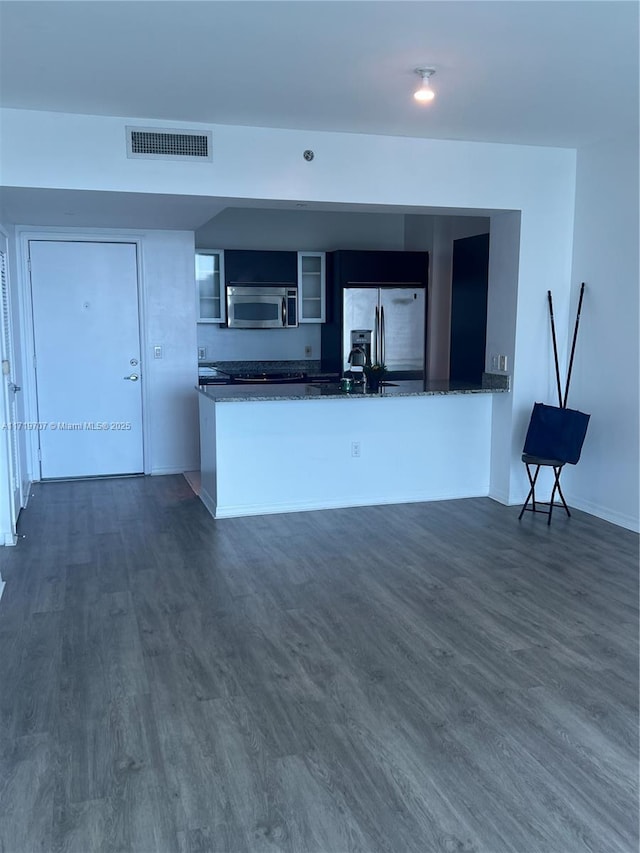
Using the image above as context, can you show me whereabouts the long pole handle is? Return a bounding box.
[563,282,585,408]
[548,290,563,408]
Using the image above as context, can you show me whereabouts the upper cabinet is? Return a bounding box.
[225,249,297,284]
[330,250,428,288]
[298,251,326,323]
[196,250,225,323]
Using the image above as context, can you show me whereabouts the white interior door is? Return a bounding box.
[29,240,144,479]
[1,236,21,528]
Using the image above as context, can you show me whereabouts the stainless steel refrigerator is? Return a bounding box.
[342,287,426,375]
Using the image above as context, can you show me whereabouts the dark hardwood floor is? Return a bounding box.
[0,475,637,853]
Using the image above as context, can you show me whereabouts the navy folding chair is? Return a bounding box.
[518,402,590,524]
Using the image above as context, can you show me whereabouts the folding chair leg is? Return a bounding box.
[550,466,571,521]
[519,462,571,524]
[548,471,557,525]
[518,464,540,520]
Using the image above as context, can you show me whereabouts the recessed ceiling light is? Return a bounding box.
[414,68,436,103]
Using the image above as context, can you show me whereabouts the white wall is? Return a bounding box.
[487,212,521,503]
[141,230,199,474]
[196,207,406,251]
[0,108,578,510]
[0,227,16,548]
[11,227,199,483]
[206,392,493,517]
[561,137,639,531]
[0,110,575,218]
[0,222,29,547]
[6,226,30,503]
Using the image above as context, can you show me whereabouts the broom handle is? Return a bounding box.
[548,290,563,408]
[563,282,585,409]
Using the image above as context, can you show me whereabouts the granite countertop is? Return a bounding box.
[198,377,509,403]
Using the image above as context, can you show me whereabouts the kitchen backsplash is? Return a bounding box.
[197,323,322,362]
[201,360,324,375]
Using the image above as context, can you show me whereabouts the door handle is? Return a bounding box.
[8,382,20,393]
[123,374,139,381]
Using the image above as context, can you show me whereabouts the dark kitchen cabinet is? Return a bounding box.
[330,250,428,287]
[224,250,297,286]
[321,250,429,372]
[449,233,490,384]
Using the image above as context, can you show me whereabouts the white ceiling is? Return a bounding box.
[0,0,637,228]
[1,0,637,147]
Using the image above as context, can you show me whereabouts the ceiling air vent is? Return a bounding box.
[126,126,212,161]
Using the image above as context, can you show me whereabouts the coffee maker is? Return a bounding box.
[347,329,372,386]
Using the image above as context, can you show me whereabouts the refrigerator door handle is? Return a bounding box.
[374,305,379,365]
[380,305,385,366]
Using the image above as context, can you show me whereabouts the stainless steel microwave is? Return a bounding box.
[226,284,298,329]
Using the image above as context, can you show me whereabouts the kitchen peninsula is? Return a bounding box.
[197,378,508,519]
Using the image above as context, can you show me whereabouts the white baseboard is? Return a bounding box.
[22,480,33,508]
[182,471,201,495]
[211,488,490,520]
[488,488,513,505]
[562,495,639,533]
[150,465,199,476]
[198,485,217,518]
[495,484,639,532]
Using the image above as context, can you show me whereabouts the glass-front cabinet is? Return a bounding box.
[297,251,326,323]
[196,250,225,323]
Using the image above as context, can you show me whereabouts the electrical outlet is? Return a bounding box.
[351,441,361,458]
[304,345,312,357]
[498,355,508,371]
[198,347,207,360]
[154,345,163,359]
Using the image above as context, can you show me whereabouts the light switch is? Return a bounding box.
[154,346,163,359]
[198,347,207,360]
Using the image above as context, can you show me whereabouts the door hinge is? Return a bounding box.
[33,354,37,369]
[37,448,41,461]
[27,258,31,272]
